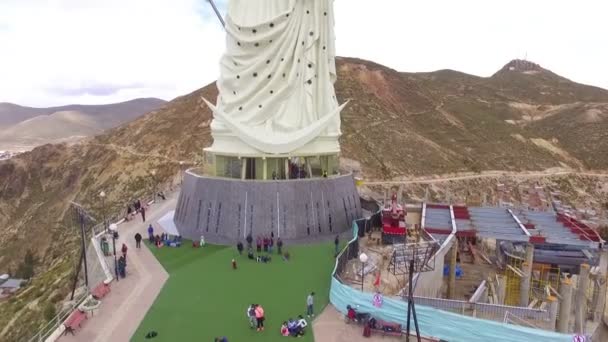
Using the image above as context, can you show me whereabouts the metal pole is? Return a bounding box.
[113,232,119,282]
[102,196,107,233]
[79,209,89,289]
[406,266,412,342]
[70,249,84,300]
[361,262,365,291]
[207,0,226,27]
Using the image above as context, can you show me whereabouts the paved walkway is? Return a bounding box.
[60,194,177,342]
[313,305,438,342]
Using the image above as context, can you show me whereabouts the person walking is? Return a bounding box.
[334,235,340,255]
[135,233,142,248]
[306,292,315,318]
[237,241,244,255]
[121,243,128,258]
[247,304,257,329]
[246,234,253,249]
[255,304,265,331]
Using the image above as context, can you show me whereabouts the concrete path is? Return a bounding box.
[313,305,438,342]
[59,194,177,342]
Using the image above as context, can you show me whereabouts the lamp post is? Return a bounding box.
[179,161,185,185]
[150,170,157,203]
[359,252,368,291]
[109,223,119,282]
[99,191,107,233]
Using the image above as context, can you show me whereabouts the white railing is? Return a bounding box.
[27,291,89,342]
[412,295,551,323]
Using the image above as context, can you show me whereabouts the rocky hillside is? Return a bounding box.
[1,57,608,340]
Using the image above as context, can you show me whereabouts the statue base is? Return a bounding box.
[174,169,361,244]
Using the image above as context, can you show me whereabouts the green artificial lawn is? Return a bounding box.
[133,241,337,342]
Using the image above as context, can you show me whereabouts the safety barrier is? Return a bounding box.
[330,222,573,342]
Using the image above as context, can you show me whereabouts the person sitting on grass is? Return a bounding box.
[287,318,298,336]
[256,255,271,263]
[214,337,228,342]
[280,322,289,336]
[247,248,255,260]
[282,251,290,261]
[295,315,308,336]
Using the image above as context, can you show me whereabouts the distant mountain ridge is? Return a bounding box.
[1,57,608,340]
[0,98,167,150]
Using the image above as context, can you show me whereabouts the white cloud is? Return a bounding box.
[0,0,607,107]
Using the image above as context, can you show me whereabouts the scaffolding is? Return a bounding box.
[529,264,561,307]
[504,252,523,306]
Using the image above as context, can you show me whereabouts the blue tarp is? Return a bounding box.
[328,223,573,342]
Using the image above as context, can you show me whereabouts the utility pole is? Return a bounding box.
[69,202,95,296]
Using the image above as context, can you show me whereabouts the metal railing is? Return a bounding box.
[27,291,89,342]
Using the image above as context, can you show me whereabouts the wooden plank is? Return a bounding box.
[507,264,523,277]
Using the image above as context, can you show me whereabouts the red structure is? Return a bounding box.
[382,193,407,237]
[557,213,602,242]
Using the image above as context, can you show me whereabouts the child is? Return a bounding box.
[280,322,289,336]
[232,259,237,270]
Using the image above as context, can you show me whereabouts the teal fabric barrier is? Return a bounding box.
[329,223,573,342]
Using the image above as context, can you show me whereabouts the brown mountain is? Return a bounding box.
[1,57,608,339]
[0,98,167,151]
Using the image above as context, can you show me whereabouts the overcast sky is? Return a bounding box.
[1,0,607,107]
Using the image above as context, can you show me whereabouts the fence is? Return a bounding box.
[330,223,573,342]
[26,291,89,342]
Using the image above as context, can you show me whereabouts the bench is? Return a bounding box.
[370,320,402,337]
[63,309,87,335]
[91,283,111,300]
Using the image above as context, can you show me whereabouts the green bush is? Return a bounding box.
[43,303,56,322]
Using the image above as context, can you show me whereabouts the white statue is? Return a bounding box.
[204,0,344,155]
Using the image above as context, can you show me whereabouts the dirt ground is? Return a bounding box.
[313,305,439,342]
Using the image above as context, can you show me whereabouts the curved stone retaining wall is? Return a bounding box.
[174,171,361,244]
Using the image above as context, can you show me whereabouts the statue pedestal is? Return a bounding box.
[174,170,361,244]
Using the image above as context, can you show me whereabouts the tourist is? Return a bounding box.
[246,234,253,249]
[214,337,228,342]
[280,322,289,336]
[247,304,257,329]
[126,205,133,221]
[277,238,283,255]
[306,292,315,317]
[141,205,146,222]
[256,236,262,253]
[147,224,154,243]
[282,251,290,261]
[118,255,127,278]
[232,259,237,270]
[263,236,269,252]
[334,235,340,255]
[134,232,142,248]
[200,235,206,247]
[268,236,274,254]
[255,304,265,331]
[237,241,243,255]
[287,318,298,335]
[155,235,162,248]
[121,243,128,257]
[247,248,255,260]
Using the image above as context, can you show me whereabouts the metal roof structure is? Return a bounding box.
[421,203,602,249]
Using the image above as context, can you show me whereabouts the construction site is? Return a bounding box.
[338,191,607,337]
